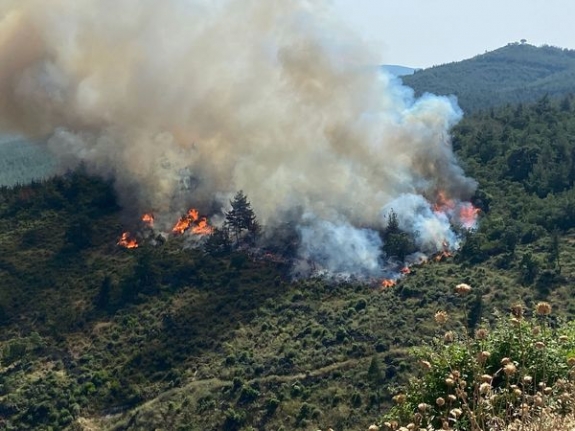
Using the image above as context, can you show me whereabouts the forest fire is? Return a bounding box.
[433,190,456,213]
[400,266,411,275]
[458,203,481,228]
[381,279,396,289]
[432,190,480,229]
[142,213,154,227]
[172,209,213,235]
[117,232,138,248]
[434,250,452,262]
[192,217,213,235]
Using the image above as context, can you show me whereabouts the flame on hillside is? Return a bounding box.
[381,279,396,289]
[142,213,154,228]
[433,189,481,229]
[0,0,482,278]
[172,208,213,235]
[433,190,456,213]
[458,203,481,229]
[117,232,138,249]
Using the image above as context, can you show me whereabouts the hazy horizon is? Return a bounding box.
[333,0,575,69]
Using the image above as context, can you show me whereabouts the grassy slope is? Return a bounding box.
[402,44,575,113]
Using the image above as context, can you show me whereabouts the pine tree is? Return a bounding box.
[95,276,112,310]
[382,209,415,261]
[548,229,561,272]
[225,191,259,245]
[367,355,383,385]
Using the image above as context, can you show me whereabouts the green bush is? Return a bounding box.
[383,300,575,430]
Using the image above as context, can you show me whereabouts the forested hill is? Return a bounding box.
[402,43,575,113]
[3,96,575,430]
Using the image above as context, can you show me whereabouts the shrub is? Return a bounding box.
[382,300,575,430]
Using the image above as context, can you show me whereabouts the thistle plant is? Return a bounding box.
[381,290,575,431]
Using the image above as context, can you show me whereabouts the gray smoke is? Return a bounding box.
[0,0,477,277]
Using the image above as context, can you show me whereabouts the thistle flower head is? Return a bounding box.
[449,408,462,419]
[475,328,488,340]
[393,394,407,404]
[504,363,517,376]
[481,374,492,383]
[534,341,546,350]
[435,310,449,325]
[479,382,491,394]
[536,301,552,316]
[511,303,524,318]
[444,331,455,343]
[477,351,491,364]
[455,283,472,296]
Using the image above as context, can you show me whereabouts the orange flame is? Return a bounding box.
[192,217,214,235]
[172,217,191,234]
[433,190,456,213]
[381,279,396,289]
[172,208,213,235]
[117,232,138,249]
[142,213,154,227]
[188,208,199,221]
[400,266,411,275]
[458,203,480,228]
[434,250,452,262]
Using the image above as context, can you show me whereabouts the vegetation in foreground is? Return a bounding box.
[382,294,575,431]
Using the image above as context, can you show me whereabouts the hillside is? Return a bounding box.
[2,97,575,430]
[380,65,418,77]
[402,43,575,113]
[0,135,56,186]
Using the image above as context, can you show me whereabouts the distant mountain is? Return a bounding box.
[402,43,575,113]
[0,134,56,186]
[381,64,418,77]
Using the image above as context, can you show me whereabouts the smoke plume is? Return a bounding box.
[0,0,477,277]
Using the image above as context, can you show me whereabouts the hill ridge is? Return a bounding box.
[402,43,575,112]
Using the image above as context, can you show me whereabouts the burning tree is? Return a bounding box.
[225,191,260,246]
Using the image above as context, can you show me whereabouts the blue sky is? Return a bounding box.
[332,0,575,68]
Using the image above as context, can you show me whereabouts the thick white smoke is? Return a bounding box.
[0,0,477,277]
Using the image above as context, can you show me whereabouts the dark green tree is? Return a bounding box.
[466,290,484,334]
[95,276,112,310]
[382,210,415,261]
[204,227,232,255]
[548,229,562,272]
[367,355,383,385]
[520,252,539,285]
[225,191,259,245]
